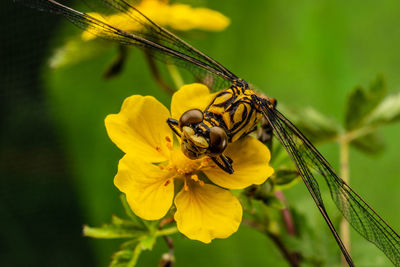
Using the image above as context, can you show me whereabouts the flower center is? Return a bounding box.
[183,174,204,191]
[158,135,221,191]
[162,135,219,191]
[171,158,211,191]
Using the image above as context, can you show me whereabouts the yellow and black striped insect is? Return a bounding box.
[18,0,400,266]
[167,79,267,174]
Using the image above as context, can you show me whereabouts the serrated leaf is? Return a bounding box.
[109,231,159,267]
[110,240,142,267]
[365,92,400,127]
[279,105,340,144]
[83,215,146,239]
[139,235,156,250]
[345,75,387,130]
[351,131,385,155]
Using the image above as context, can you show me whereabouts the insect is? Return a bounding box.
[18,0,400,266]
[167,80,267,174]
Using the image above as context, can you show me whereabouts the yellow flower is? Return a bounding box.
[105,84,274,243]
[83,0,230,40]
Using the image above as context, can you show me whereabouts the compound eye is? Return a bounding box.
[209,127,228,155]
[179,109,204,129]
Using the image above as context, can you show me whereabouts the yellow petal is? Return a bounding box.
[204,136,274,189]
[81,1,229,41]
[114,154,174,220]
[167,4,230,32]
[105,95,172,162]
[174,183,242,243]
[82,11,145,41]
[171,83,216,120]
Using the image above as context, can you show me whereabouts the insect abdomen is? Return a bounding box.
[203,85,262,142]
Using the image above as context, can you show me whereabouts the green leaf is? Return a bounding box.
[281,209,326,265]
[109,227,160,267]
[246,179,274,197]
[243,181,285,209]
[273,169,299,186]
[262,196,286,210]
[345,75,387,130]
[279,105,340,144]
[139,235,156,250]
[83,215,146,239]
[365,92,400,127]
[351,132,385,155]
[110,240,142,267]
[85,213,171,266]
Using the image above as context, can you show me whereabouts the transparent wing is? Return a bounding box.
[16,0,237,90]
[83,0,237,78]
[255,97,400,266]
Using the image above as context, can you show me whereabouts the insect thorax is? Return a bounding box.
[201,84,262,143]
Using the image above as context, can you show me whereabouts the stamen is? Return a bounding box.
[159,165,165,170]
[191,174,199,181]
[188,174,204,187]
[184,179,189,191]
[156,146,162,152]
[165,136,171,142]
[164,179,171,186]
[200,158,218,169]
[200,157,212,168]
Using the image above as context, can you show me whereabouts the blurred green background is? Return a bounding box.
[2,0,400,266]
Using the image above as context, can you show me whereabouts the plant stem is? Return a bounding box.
[339,139,351,266]
[156,226,178,237]
[275,191,296,236]
[163,235,174,254]
[159,236,175,267]
[267,232,301,267]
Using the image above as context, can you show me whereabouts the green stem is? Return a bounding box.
[336,125,375,144]
[155,226,178,237]
[339,139,351,266]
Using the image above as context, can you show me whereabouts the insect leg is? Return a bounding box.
[211,154,234,174]
[167,118,181,137]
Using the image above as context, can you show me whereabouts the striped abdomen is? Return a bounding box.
[201,85,262,142]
